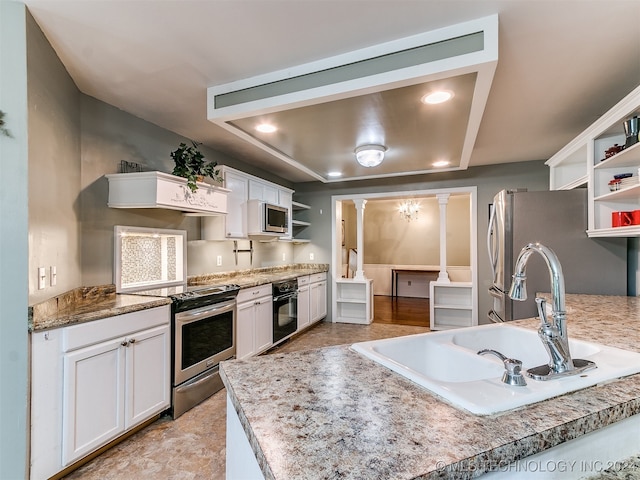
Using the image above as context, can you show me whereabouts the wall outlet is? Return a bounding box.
[282,253,286,261]
[50,266,57,286]
[38,267,46,290]
[216,255,222,266]
[309,252,314,261]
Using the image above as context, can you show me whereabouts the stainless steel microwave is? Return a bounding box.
[247,199,289,235]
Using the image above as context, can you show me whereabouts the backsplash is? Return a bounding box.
[121,235,177,285]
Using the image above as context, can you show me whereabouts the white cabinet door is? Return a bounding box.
[316,281,327,320]
[249,179,278,204]
[125,325,171,428]
[254,296,273,354]
[310,281,327,323]
[62,338,126,465]
[236,300,256,360]
[224,170,248,238]
[237,296,273,359]
[297,285,310,331]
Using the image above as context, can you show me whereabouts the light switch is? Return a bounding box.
[50,266,57,286]
[309,253,314,261]
[282,253,286,261]
[216,255,222,266]
[38,267,46,290]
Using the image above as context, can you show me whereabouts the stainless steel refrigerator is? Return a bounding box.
[487,189,627,322]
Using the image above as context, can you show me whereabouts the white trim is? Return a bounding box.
[331,186,478,325]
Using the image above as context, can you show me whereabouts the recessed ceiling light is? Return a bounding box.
[421,91,454,105]
[433,160,450,167]
[327,171,342,177]
[256,123,277,133]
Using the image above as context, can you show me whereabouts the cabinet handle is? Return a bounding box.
[129,338,136,344]
[121,340,128,347]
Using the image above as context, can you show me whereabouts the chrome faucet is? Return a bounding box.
[508,242,595,380]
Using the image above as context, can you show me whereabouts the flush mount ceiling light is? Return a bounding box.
[433,160,450,167]
[399,199,420,222]
[256,123,277,133]
[421,90,454,105]
[355,144,387,168]
[327,171,342,177]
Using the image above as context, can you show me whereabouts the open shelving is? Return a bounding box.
[547,84,640,237]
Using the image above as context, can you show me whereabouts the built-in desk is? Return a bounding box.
[391,268,439,298]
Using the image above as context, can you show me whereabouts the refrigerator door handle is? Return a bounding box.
[487,203,498,280]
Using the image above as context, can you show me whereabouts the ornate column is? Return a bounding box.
[436,193,450,283]
[352,198,367,280]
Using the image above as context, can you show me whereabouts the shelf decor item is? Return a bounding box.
[170,141,221,192]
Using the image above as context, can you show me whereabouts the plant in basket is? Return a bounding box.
[170,141,221,192]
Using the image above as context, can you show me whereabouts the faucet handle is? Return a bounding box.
[535,297,551,328]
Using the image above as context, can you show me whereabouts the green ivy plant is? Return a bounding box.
[0,110,13,138]
[170,141,221,192]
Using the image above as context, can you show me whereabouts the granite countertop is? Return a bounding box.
[29,264,329,332]
[220,294,640,480]
[188,263,328,290]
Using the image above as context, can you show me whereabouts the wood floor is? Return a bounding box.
[373,295,430,327]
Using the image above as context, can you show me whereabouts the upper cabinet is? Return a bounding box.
[201,166,293,241]
[547,85,640,237]
[106,172,229,215]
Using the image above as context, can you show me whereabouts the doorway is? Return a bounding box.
[331,186,478,327]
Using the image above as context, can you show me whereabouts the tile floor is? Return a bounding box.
[63,321,428,479]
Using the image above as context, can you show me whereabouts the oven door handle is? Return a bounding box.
[273,292,297,302]
[175,300,235,323]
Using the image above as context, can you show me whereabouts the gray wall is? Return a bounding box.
[0,4,29,478]
[293,161,550,324]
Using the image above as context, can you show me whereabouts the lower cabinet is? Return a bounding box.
[296,276,311,332]
[30,305,171,480]
[236,284,273,360]
[310,281,327,323]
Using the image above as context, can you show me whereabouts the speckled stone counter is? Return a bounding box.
[220,294,640,480]
[188,263,328,289]
[29,285,171,332]
[29,264,329,332]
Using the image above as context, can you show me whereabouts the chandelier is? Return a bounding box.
[399,199,420,222]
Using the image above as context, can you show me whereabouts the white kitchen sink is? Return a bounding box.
[351,323,640,415]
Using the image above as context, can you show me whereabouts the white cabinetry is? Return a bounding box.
[249,178,279,204]
[309,273,327,323]
[236,285,273,360]
[429,282,476,330]
[296,275,311,332]
[547,84,640,237]
[202,166,293,240]
[106,172,229,215]
[335,278,373,324]
[30,306,171,479]
[202,168,248,239]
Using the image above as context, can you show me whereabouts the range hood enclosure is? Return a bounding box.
[106,172,230,215]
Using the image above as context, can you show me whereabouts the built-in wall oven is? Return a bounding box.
[169,284,240,418]
[272,279,298,344]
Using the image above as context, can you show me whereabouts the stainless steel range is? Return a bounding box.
[169,284,240,418]
[133,283,240,418]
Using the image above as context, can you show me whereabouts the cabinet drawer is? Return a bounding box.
[309,272,326,284]
[62,305,170,353]
[297,275,310,286]
[236,284,272,303]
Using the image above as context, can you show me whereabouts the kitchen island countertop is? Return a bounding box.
[220,294,640,479]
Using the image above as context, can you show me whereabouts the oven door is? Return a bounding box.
[273,292,297,343]
[174,299,235,386]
